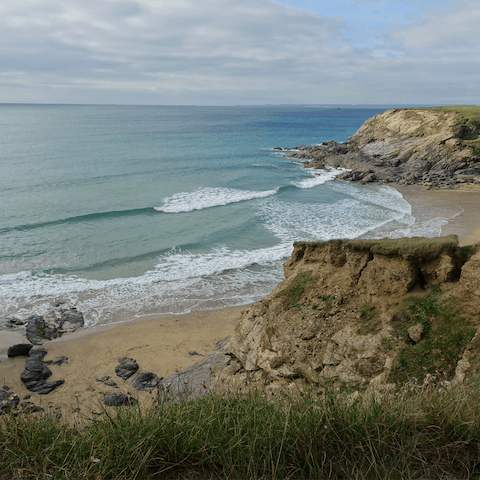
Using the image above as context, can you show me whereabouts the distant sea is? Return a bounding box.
[0,105,456,328]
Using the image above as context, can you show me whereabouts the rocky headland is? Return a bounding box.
[283,106,480,187]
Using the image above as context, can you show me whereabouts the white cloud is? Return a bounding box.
[0,0,478,105]
[391,0,480,49]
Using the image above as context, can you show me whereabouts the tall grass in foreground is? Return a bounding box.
[1,381,480,480]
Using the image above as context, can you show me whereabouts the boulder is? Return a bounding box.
[20,348,65,394]
[25,307,85,345]
[4,317,25,328]
[0,391,20,413]
[157,337,231,402]
[115,357,139,381]
[104,393,136,406]
[131,372,163,391]
[7,344,33,357]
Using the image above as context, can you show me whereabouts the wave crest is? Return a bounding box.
[155,187,278,213]
[291,167,347,189]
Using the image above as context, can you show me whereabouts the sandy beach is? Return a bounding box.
[1,183,480,420]
[396,183,480,246]
[0,305,244,421]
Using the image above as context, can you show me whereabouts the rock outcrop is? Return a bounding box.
[26,307,84,345]
[206,236,480,394]
[115,357,139,381]
[131,372,163,391]
[284,108,480,187]
[157,337,232,401]
[20,348,65,394]
[7,344,33,358]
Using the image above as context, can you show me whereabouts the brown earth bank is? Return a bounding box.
[283,106,480,187]
[214,236,480,396]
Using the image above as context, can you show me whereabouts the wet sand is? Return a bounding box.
[395,183,480,246]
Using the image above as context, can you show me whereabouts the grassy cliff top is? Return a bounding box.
[294,235,462,258]
[412,105,480,155]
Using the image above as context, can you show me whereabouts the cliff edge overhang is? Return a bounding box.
[284,106,480,187]
[213,236,480,393]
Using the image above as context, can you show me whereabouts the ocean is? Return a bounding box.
[0,105,456,328]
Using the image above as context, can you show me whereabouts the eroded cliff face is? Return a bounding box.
[216,237,480,393]
[284,108,480,187]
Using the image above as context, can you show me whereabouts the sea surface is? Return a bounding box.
[0,105,458,328]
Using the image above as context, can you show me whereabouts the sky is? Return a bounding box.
[0,0,479,105]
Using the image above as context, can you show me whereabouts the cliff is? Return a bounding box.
[201,236,480,394]
[284,106,480,187]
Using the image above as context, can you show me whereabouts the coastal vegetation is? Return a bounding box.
[2,381,480,480]
[279,270,313,309]
[418,105,480,155]
[294,235,460,258]
[390,285,476,384]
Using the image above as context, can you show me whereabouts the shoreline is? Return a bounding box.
[2,183,479,355]
[1,182,480,419]
[0,305,245,420]
[394,183,480,246]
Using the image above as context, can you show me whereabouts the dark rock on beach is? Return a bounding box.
[157,337,231,402]
[104,393,136,406]
[7,344,33,357]
[25,307,85,345]
[45,356,68,366]
[96,376,118,388]
[26,316,50,345]
[0,390,20,413]
[20,348,65,394]
[21,402,44,414]
[132,372,163,391]
[115,357,139,381]
[4,317,25,328]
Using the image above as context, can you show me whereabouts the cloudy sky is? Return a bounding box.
[1,0,479,105]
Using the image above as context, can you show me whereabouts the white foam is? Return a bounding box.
[0,180,458,329]
[332,182,412,216]
[291,167,346,189]
[257,183,415,245]
[151,244,291,281]
[259,199,386,244]
[155,187,278,213]
[0,241,293,324]
[0,270,32,284]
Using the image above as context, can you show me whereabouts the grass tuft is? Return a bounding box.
[3,384,480,479]
[294,235,460,260]
[414,105,480,155]
[279,271,312,309]
[391,286,476,384]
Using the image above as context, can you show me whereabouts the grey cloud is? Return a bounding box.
[0,0,478,105]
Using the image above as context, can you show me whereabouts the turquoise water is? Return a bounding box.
[0,105,449,327]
